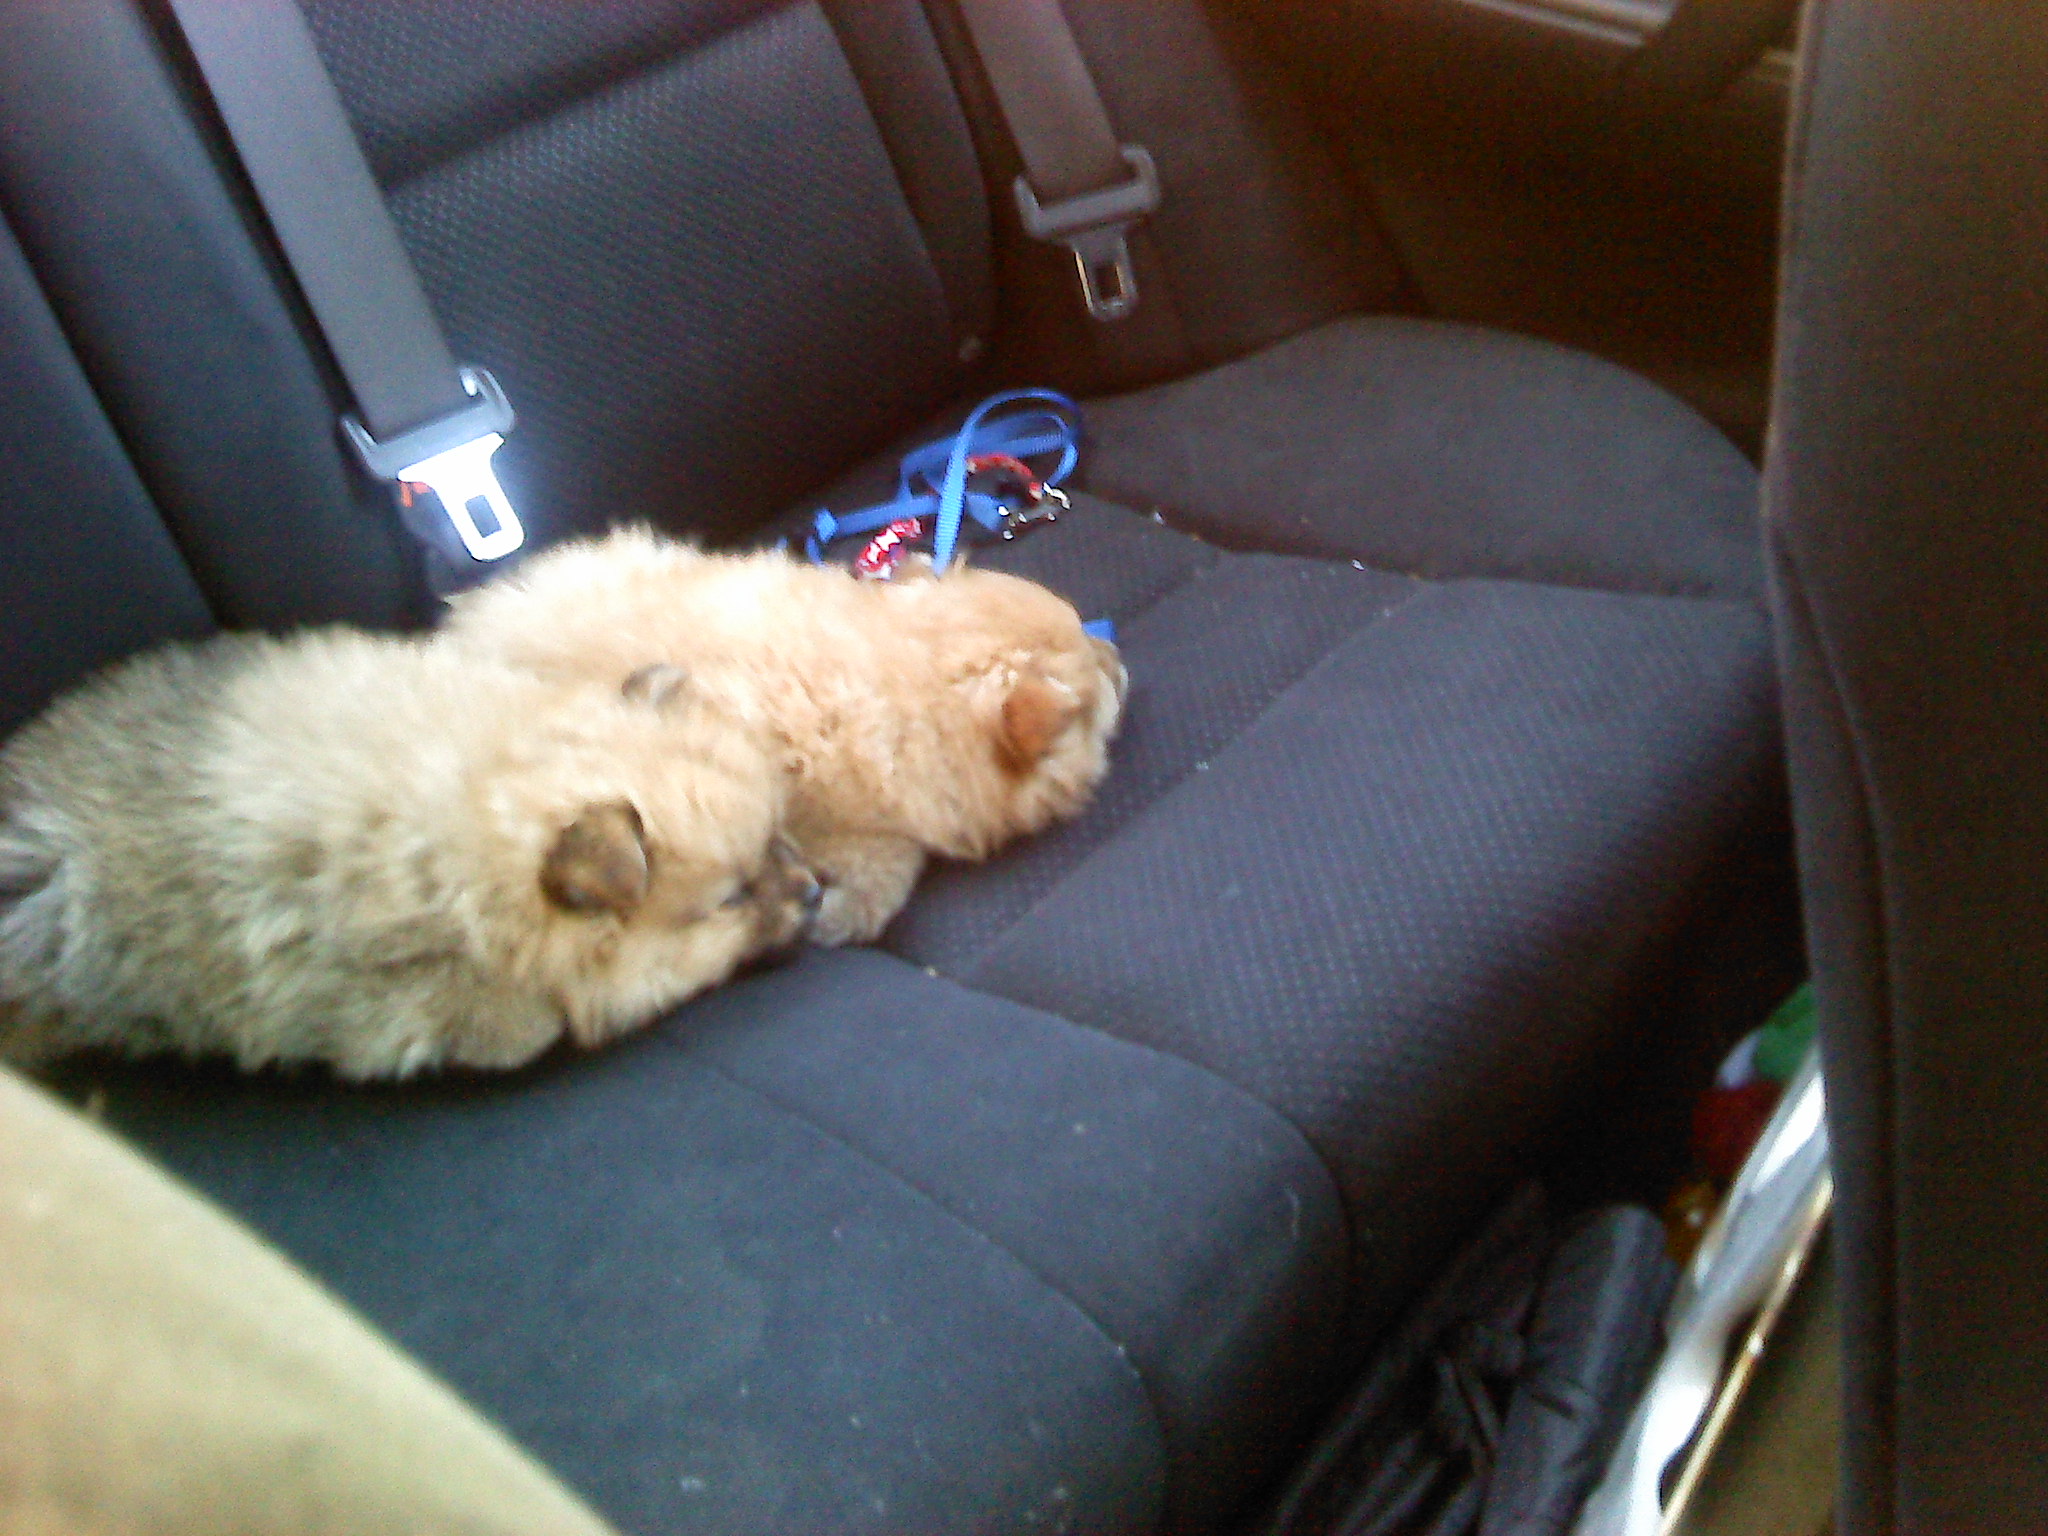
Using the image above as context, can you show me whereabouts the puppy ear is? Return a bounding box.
[0,824,62,975]
[0,831,56,911]
[541,802,649,915]
[995,674,1082,773]
[621,662,690,708]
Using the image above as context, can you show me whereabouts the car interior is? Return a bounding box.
[0,0,2037,1531]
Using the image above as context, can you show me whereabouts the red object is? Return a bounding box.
[1690,1078,1782,1185]
[965,452,1044,503]
[853,517,927,579]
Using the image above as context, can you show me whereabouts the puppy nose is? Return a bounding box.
[1089,637,1129,707]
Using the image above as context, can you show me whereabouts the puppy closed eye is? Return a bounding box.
[717,839,819,914]
[620,662,690,708]
[720,843,806,913]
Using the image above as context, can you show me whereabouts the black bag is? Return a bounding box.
[1256,1186,1676,1536]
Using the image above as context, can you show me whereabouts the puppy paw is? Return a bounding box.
[795,835,925,947]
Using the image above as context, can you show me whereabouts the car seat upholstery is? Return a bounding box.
[0,220,215,733]
[1768,0,2048,1527]
[0,0,1795,1531]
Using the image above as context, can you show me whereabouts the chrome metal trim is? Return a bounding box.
[1572,1053,1832,1536]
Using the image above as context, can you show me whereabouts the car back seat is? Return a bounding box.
[0,1,1794,1531]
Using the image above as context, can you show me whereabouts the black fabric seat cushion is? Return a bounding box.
[73,947,1346,1536]
[1076,316,1764,601]
[873,316,1780,1338]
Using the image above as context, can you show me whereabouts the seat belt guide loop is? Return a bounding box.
[1013,144,1161,323]
[341,367,524,562]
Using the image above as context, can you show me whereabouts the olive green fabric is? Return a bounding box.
[0,1067,616,1536]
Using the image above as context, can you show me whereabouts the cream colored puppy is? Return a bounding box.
[446,528,1125,945]
[0,629,816,1078]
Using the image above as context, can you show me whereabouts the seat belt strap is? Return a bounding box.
[163,0,523,564]
[951,0,1161,323]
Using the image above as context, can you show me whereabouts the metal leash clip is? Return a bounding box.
[964,453,1068,539]
[1001,485,1069,538]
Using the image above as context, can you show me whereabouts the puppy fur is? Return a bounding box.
[445,528,1126,945]
[0,629,815,1078]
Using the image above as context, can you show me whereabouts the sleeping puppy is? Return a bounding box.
[445,527,1126,945]
[0,629,817,1078]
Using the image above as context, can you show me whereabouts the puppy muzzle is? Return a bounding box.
[752,836,824,952]
[1088,636,1129,726]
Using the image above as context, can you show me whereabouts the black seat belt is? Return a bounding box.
[950,0,1161,323]
[163,0,523,567]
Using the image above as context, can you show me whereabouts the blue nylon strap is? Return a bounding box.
[805,489,1016,560]
[806,389,1082,566]
[926,390,1081,571]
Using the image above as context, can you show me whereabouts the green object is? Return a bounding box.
[1753,984,1817,1084]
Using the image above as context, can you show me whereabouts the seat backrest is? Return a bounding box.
[1767,2,2048,1527]
[0,215,215,738]
[0,0,993,632]
[0,0,1376,647]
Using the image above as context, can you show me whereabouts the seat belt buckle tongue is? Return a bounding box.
[341,366,524,563]
[1013,144,1160,323]
[398,434,522,563]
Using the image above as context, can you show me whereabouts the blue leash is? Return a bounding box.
[805,389,1083,571]
[803,388,1115,645]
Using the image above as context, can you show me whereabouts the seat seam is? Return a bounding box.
[813,0,981,345]
[1771,533,1900,1522]
[933,570,1432,979]
[686,1051,1172,1504]
[1075,515,1226,628]
[922,571,1758,989]
[943,972,1362,1325]
[1082,476,1762,606]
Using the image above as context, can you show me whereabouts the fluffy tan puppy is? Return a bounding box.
[446,528,1125,945]
[0,629,817,1078]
